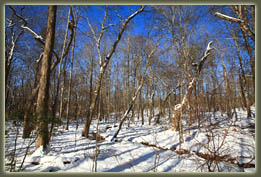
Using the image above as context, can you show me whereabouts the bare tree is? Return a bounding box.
[215,5,255,118]
[5,6,25,115]
[35,5,57,150]
[171,41,214,131]
[215,6,255,42]
[8,6,75,138]
[82,6,145,137]
[111,45,158,141]
[65,7,78,130]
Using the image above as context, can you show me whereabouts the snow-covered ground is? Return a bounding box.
[5,107,255,172]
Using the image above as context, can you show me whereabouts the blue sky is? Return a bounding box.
[5,5,254,89]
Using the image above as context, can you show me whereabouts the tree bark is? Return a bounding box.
[22,56,41,138]
[216,47,232,119]
[82,6,145,137]
[215,10,255,41]
[22,6,75,138]
[35,5,57,150]
[230,25,252,118]
[110,45,157,141]
[171,41,213,131]
[148,62,154,125]
[65,27,76,130]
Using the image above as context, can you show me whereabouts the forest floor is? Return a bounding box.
[5,107,255,172]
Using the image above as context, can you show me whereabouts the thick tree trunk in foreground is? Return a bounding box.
[35,5,57,150]
[22,6,74,138]
[171,41,213,131]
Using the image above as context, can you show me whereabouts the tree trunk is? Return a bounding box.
[52,29,68,126]
[35,5,57,150]
[65,24,76,130]
[106,64,111,122]
[241,28,255,94]
[230,26,252,118]
[171,41,213,131]
[219,48,232,119]
[82,65,105,137]
[111,70,147,141]
[110,44,157,141]
[148,63,154,125]
[82,6,145,137]
[114,62,119,125]
[22,58,41,138]
[58,57,67,126]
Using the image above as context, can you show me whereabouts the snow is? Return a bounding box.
[174,104,181,111]
[214,12,244,23]
[5,107,255,172]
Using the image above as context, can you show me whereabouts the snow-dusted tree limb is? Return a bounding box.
[82,5,145,138]
[9,5,75,72]
[21,25,45,44]
[214,12,243,23]
[20,25,61,63]
[171,41,214,131]
[9,6,60,64]
[9,6,45,44]
[106,6,145,60]
[214,11,255,41]
[110,44,157,141]
[6,30,23,64]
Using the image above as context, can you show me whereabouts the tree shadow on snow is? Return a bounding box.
[185,131,197,142]
[104,150,165,172]
[162,158,183,172]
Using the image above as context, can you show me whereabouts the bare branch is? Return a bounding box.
[86,13,98,43]
[82,5,145,138]
[172,41,214,131]
[97,6,108,65]
[214,12,244,23]
[111,42,156,141]
[103,23,116,30]
[9,6,61,65]
[106,6,145,60]
[9,5,74,72]
[50,6,75,72]
[86,10,103,65]
[215,11,255,41]
[21,25,45,44]
[8,6,28,26]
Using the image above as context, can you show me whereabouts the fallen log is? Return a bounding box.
[138,140,255,169]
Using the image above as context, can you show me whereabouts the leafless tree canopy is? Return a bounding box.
[5,5,255,172]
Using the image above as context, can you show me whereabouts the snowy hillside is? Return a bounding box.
[5,107,255,172]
